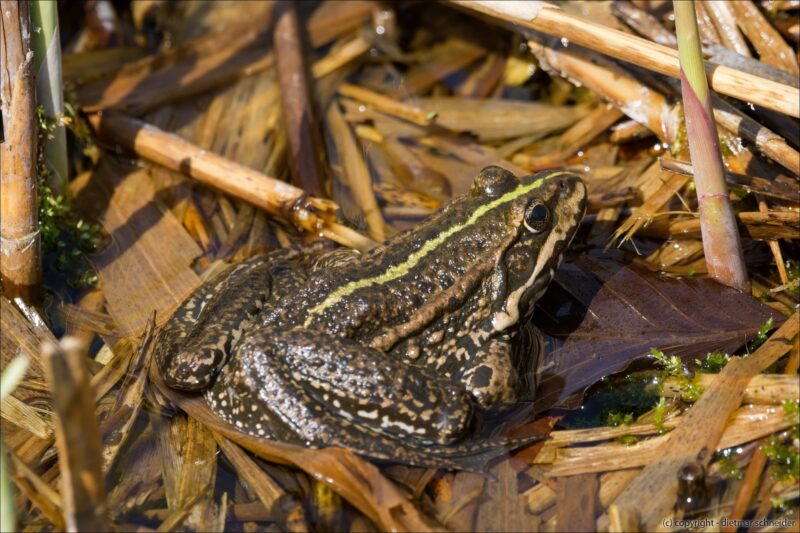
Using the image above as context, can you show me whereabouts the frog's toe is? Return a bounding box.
[160,347,225,390]
[430,392,472,445]
[462,362,520,411]
[457,337,521,411]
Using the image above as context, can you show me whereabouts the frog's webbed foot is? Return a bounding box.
[456,335,522,412]
[154,255,274,391]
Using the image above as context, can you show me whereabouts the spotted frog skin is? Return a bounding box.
[155,167,586,467]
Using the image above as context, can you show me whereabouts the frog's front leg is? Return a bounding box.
[208,328,474,446]
[455,334,522,411]
[154,255,274,390]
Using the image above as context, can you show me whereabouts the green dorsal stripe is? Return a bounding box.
[303,171,570,327]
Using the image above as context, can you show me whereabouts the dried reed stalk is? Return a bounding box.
[730,0,799,75]
[214,433,309,532]
[0,0,41,304]
[722,332,800,531]
[608,312,799,530]
[42,337,108,532]
[339,83,434,127]
[326,103,387,242]
[705,1,752,56]
[87,111,375,250]
[661,373,799,404]
[450,1,800,117]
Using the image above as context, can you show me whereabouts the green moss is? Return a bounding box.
[695,352,730,373]
[716,455,744,481]
[670,106,688,156]
[783,399,799,421]
[606,411,634,427]
[615,435,639,446]
[785,260,800,296]
[650,348,683,378]
[652,348,704,401]
[653,397,668,434]
[37,105,102,288]
[748,317,774,352]
[763,433,799,482]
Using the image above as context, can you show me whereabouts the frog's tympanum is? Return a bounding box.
[155,167,586,467]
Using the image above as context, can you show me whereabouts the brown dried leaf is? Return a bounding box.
[73,158,202,337]
[534,255,784,410]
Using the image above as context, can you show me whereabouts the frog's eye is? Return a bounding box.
[470,165,517,198]
[524,202,551,233]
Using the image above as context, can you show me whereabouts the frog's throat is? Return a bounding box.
[303,171,575,328]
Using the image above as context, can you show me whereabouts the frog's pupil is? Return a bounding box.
[530,204,547,222]
[524,203,550,233]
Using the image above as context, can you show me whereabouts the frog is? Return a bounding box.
[154,166,587,468]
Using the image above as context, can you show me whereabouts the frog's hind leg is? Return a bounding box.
[154,255,275,390]
[207,329,520,469]
[209,328,472,442]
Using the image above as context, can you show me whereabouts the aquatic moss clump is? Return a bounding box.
[762,401,799,483]
[37,106,102,288]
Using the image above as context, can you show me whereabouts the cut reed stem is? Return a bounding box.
[87,111,375,251]
[0,0,41,304]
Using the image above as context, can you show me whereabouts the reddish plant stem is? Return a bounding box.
[675,1,750,292]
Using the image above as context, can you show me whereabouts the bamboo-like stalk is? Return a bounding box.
[449,1,800,118]
[87,111,375,251]
[30,0,68,195]
[674,1,749,292]
[0,0,41,304]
